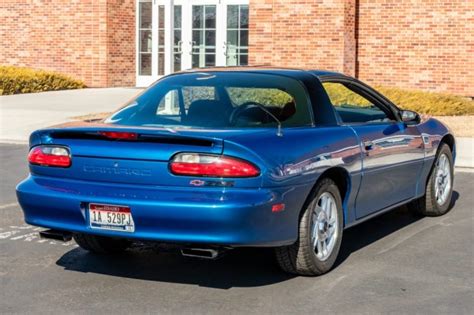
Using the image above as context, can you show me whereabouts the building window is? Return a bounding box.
[138,0,152,75]
[173,5,182,72]
[137,1,249,85]
[192,5,217,68]
[226,5,249,66]
[157,5,165,76]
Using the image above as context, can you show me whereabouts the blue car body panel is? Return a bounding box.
[349,122,426,218]
[16,68,455,247]
[17,176,312,246]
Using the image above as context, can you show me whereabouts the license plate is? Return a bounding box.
[88,203,135,232]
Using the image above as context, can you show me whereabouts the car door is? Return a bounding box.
[320,79,425,218]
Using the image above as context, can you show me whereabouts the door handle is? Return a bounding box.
[176,40,183,54]
[188,41,196,55]
[223,41,228,56]
[363,140,374,151]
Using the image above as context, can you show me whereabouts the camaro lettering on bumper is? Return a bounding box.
[83,165,152,177]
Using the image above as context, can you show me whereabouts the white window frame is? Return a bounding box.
[136,0,249,87]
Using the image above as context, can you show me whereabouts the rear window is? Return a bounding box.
[105,72,312,129]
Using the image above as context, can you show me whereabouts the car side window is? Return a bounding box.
[322,82,394,124]
[156,89,180,115]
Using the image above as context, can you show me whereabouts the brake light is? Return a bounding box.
[170,153,260,178]
[99,131,138,140]
[28,146,71,167]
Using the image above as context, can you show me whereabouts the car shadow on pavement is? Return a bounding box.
[335,190,460,268]
[57,246,291,289]
[56,191,459,289]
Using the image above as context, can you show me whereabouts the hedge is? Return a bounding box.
[323,82,474,116]
[0,65,85,95]
[376,86,474,116]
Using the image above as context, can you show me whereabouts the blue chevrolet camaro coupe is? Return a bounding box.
[16,68,455,275]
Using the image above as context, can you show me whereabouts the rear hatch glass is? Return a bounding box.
[104,72,312,129]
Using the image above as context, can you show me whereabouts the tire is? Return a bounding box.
[275,178,344,276]
[73,233,130,254]
[409,143,454,216]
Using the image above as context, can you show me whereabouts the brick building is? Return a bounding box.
[1,0,472,96]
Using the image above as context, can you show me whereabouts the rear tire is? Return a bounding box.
[73,233,130,254]
[275,178,343,276]
[409,143,454,216]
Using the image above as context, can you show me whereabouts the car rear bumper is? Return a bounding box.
[16,175,311,247]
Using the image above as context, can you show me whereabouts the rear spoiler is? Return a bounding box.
[30,122,225,149]
[48,130,215,147]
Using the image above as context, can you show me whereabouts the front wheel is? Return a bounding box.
[275,178,343,276]
[409,143,454,216]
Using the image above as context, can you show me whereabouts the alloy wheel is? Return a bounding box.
[311,192,339,261]
[434,153,452,206]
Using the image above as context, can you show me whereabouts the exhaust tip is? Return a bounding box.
[181,248,219,259]
[39,229,72,242]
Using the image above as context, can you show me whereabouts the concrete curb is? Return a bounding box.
[455,137,474,169]
[455,167,474,173]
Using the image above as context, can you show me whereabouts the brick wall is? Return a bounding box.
[249,0,356,74]
[106,0,135,86]
[357,0,474,96]
[0,0,135,87]
[249,0,474,96]
[1,0,472,94]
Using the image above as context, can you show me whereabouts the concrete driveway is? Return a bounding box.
[0,88,142,143]
[1,143,473,313]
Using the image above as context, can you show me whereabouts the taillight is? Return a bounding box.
[99,131,138,140]
[28,146,71,168]
[170,153,260,178]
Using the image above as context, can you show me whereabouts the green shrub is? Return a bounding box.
[376,86,474,116]
[0,65,85,95]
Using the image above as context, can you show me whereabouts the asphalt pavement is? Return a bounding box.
[0,144,473,314]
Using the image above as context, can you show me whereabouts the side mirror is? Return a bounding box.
[400,110,420,124]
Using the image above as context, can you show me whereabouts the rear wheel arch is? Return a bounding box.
[320,167,350,203]
[301,167,350,221]
[276,171,346,275]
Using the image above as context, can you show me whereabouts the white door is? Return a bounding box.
[136,0,249,87]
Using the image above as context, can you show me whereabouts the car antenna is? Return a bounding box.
[255,105,283,137]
